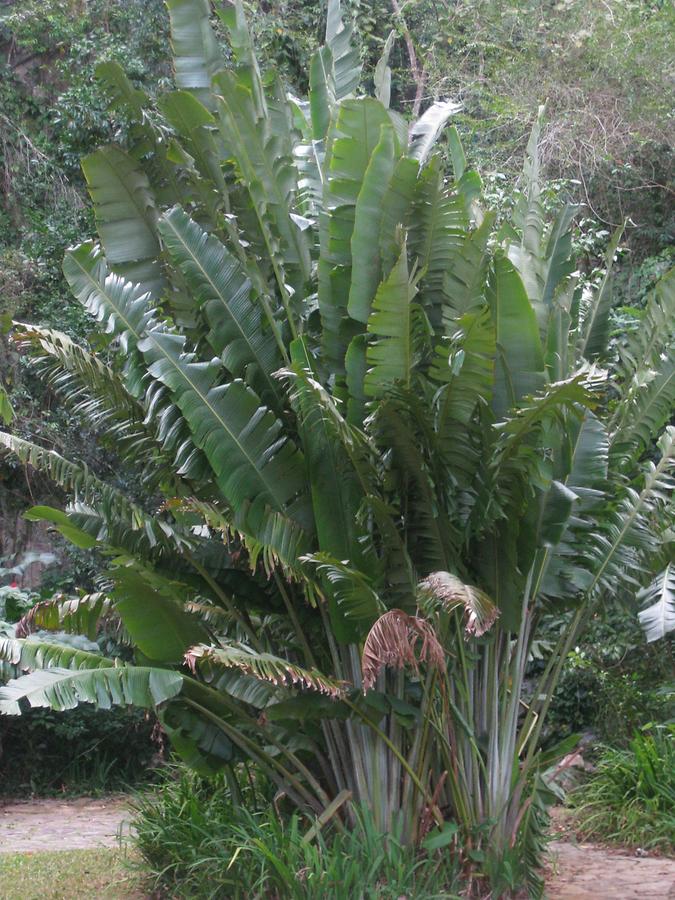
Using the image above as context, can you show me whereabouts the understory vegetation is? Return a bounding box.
[0,0,673,897]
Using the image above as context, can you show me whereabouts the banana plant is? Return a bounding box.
[1,0,673,894]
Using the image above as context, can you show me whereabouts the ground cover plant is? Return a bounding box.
[0,0,673,895]
[131,766,462,899]
[0,848,142,900]
[570,725,675,854]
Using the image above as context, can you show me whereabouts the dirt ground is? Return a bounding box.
[1,797,674,897]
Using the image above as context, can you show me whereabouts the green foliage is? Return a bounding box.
[0,2,672,895]
[570,726,675,852]
[132,766,461,900]
[0,705,158,797]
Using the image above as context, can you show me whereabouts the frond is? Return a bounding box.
[408,100,462,164]
[158,205,284,410]
[15,324,180,488]
[0,663,182,715]
[0,433,195,557]
[15,592,114,641]
[186,643,346,699]
[301,553,385,630]
[418,571,500,638]
[637,563,675,642]
[361,609,445,692]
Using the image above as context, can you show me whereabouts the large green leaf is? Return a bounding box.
[638,564,675,642]
[365,242,420,396]
[63,242,208,479]
[158,206,283,409]
[578,225,623,360]
[408,156,467,325]
[214,69,311,306]
[347,124,399,324]
[325,0,362,100]
[0,665,183,714]
[166,0,223,110]
[158,90,226,194]
[408,99,461,164]
[81,146,164,297]
[487,255,545,418]
[111,566,208,664]
[318,98,394,372]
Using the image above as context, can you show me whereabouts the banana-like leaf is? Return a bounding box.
[110,565,208,664]
[442,213,494,321]
[63,243,209,480]
[348,124,399,323]
[15,324,181,488]
[302,553,385,633]
[408,156,467,326]
[318,98,393,372]
[0,665,183,715]
[431,307,495,485]
[408,100,462,164]
[325,0,362,100]
[578,225,623,360]
[309,46,336,141]
[365,242,421,396]
[610,268,675,468]
[81,146,164,297]
[374,30,396,109]
[186,643,347,698]
[158,206,283,409]
[638,563,675,642]
[16,593,114,642]
[418,572,499,637]
[214,69,311,304]
[487,255,546,418]
[0,637,114,673]
[95,61,147,118]
[158,91,226,193]
[0,434,193,556]
[0,383,13,425]
[166,0,223,110]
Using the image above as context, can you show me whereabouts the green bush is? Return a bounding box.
[131,766,462,900]
[0,704,158,796]
[570,725,675,852]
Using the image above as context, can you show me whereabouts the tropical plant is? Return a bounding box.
[0,0,673,894]
[132,765,462,899]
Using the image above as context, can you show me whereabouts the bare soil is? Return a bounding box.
[1,797,674,897]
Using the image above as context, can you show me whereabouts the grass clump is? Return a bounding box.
[0,848,143,900]
[570,724,675,853]
[131,767,462,899]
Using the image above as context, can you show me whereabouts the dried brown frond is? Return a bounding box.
[361,609,445,692]
[418,572,500,638]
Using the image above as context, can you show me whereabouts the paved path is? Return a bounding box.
[2,797,675,899]
[0,797,130,854]
[547,840,675,898]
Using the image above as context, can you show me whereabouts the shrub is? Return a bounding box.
[132,766,462,900]
[570,725,675,853]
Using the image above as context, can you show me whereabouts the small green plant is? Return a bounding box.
[131,766,462,900]
[570,725,675,853]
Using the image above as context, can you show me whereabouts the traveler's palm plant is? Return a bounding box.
[1,0,674,892]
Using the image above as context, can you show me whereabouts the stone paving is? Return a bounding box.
[0,797,130,854]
